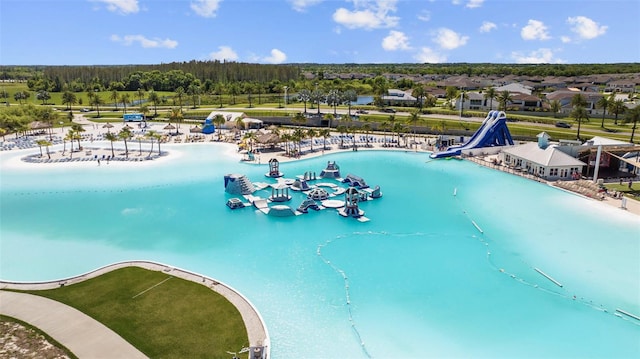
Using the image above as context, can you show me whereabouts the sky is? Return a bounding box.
[1,0,639,66]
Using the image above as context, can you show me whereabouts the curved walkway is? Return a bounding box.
[0,260,270,358]
[0,291,147,358]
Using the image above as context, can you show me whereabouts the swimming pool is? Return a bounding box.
[1,144,638,358]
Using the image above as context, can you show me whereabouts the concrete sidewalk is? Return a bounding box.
[0,290,147,359]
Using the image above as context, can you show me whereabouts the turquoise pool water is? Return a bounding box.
[1,144,639,358]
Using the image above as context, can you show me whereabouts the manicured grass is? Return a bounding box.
[23,267,249,358]
[0,314,79,359]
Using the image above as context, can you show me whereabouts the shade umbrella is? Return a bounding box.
[103,123,114,132]
[123,124,133,130]
[164,123,176,130]
[190,126,202,133]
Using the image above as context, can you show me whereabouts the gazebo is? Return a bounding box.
[265,158,283,178]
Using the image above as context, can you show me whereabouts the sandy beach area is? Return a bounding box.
[2,114,638,218]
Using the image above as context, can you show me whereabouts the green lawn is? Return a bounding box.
[23,267,249,359]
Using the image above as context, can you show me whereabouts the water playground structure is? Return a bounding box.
[224,160,381,221]
[430,110,514,159]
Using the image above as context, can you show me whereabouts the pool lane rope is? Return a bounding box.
[317,236,372,359]
[452,187,640,326]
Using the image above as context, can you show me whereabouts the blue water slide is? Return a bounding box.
[430,111,514,159]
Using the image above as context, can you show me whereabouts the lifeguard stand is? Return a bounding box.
[339,187,364,218]
[266,158,283,178]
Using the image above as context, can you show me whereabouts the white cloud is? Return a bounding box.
[511,48,564,64]
[561,36,571,43]
[414,47,447,63]
[262,49,287,64]
[191,0,222,18]
[332,0,399,30]
[466,0,484,8]
[521,19,550,41]
[567,16,607,40]
[433,28,468,50]
[382,31,411,51]
[417,10,430,22]
[92,0,139,14]
[208,46,238,61]
[479,21,496,33]
[289,0,323,12]
[110,34,178,49]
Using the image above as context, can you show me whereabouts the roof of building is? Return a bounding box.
[583,136,632,146]
[503,142,586,167]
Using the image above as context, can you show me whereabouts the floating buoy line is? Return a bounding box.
[451,187,639,326]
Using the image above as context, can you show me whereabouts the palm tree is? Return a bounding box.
[571,93,588,108]
[306,128,317,152]
[596,95,611,128]
[104,132,118,158]
[91,94,104,118]
[214,82,225,108]
[549,100,562,117]
[36,90,51,105]
[292,128,305,155]
[609,99,626,125]
[140,104,150,121]
[323,113,334,129]
[148,90,160,117]
[343,89,357,117]
[62,91,77,111]
[411,84,426,112]
[484,86,497,110]
[292,112,306,127]
[570,105,589,141]
[280,132,292,156]
[145,130,156,157]
[120,93,131,114]
[379,121,390,146]
[623,106,640,143]
[213,114,226,140]
[136,135,144,156]
[445,87,458,110]
[318,128,331,150]
[187,83,200,108]
[243,131,257,152]
[65,130,77,158]
[228,83,240,105]
[118,127,133,158]
[336,125,347,148]
[311,88,324,115]
[168,107,183,135]
[70,123,85,150]
[497,91,513,111]
[110,90,119,110]
[326,89,341,115]
[361,122,372,147]
[137,88,145,110]
[35,139,52,158]
[174,87,185,111]
[408,110,421,148]
[298,89,311,113]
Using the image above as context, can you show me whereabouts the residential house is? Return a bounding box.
[382,89,417,106]
[545,89,603,114]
